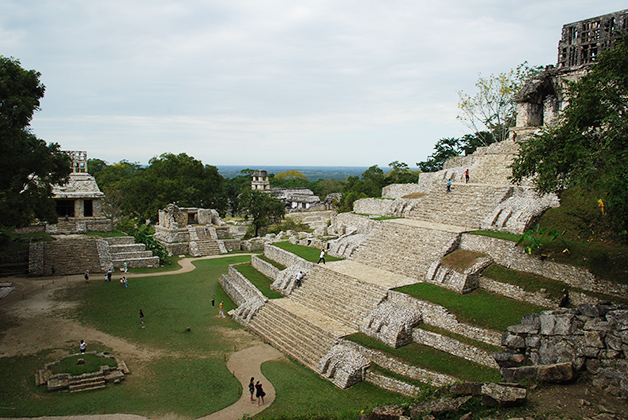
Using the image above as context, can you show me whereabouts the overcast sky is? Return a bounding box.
[2,1,625,168]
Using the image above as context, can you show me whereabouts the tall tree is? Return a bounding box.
[417,132,492,172]
[511,35,628,240]
[0,56,71,229]
[458,63,539,143]
[240,190,285,237]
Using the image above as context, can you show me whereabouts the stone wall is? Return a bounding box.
[496,303,628,399]
[227,265,268,305]
[365,371,421,398]
[251,255,281,281]
[413,328,498,369]
[382,184,423,199]
[353,198,394,216]
[29,238,104,276]
[342,339,456,387]
[388,291,502,347]
[479,276,557,308]
[264,244,308,268]
[459,234,628,300]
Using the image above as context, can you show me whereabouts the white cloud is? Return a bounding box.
[2,0,626,166]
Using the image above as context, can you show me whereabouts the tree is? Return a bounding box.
[0,56,72,229]
[416,132,492,172]
[458,63,539,144]
[385,161,418,184]
[511,35,628,240]
[240,190,285,237]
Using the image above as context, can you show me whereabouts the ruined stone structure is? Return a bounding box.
[251,169,339,213]
[154,203,230,256]
[514,9,628,137]
[47,151,111,234]
[251,169,270,191]
[216,12,627,398]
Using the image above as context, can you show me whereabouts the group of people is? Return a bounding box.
[446,168,470,192]
[249,377,266,406]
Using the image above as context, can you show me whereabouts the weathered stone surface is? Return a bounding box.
[501,362,573,383]
[606,310,628,331]
[585,331,605,348]
[508,324,539,335]
[493,351,525,368]
[409,396,472,418]
[370,404,406,420]
[480,383,527,407]
[449,382,484,396]
[502,333,526,349]
[540,312,576,335]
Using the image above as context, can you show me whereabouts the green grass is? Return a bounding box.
[258,254,287,270]
[345,334,501,383]
[51,353,118,376]
[258,357,411,420]
[273,241,343,263]
[394,283,545,331]
[440,250,486,270]
[370,216,400,221]
[416,324,503,353]
[126,255,185,274]
[84,230,127,238]
[482,264,566,301]
[234,262,284,299]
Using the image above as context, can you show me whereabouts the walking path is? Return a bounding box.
[1,253,287,420]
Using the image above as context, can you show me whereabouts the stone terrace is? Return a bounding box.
[288,265,389,329]
[350,220,461,279]
[404,184,514,229]
[247,299,353,370]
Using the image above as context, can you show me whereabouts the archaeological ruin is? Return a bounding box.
[218,10,628,401]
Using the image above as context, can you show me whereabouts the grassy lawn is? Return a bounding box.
[482,264,567,301]
[51,353,117,375]
[273,241,343,263]
[345,333,501,383]
[234,262,284,299]
[258,357,411,420]
[395,283,545,331]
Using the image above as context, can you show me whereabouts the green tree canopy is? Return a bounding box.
[240,190,285,237]
[0,56,71,229]
[511,35,628,240]
[458,63,539,144]
[417,132,492,172]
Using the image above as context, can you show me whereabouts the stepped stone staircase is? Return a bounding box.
[247,299,353,370]
[68,372,106,393]
[404,184,514,229]
[105,237,159,269]
[288,265,389,330]
[351,220,461,279]
[187,226,226,256]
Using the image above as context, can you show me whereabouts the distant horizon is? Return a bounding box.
[216,164,398,180]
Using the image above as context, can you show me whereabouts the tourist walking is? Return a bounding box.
[80,340,86,354]
[249,377,255,402]
[107,269,112,282]
[123,277,128,288]
[139,309,144,324]
[84,270,89,283]
[446,179,451,192]
[295,271,303,287]
[219,301,225,318]
[317,249,326,264]
[124,262,128,274]
[255,380,266,406]
[464,169,469,184]
[211,294,215,308]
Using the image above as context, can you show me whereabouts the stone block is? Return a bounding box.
[508,324,539,335]
[525,335,541,348]
[449,382,484,396]
[480,383,527,407]
[605,334,623,351]
[606,310,628,331]
[540,313,576,336]
[371,405,406,420]
[502,333,526,349]
[521,313,541,328]
[584,319,611,332]
[493,351,525,368]
[409,396,472,418]
[535,362,574,382]
[584,331,605,348]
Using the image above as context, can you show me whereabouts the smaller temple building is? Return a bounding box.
[47,151,111,234]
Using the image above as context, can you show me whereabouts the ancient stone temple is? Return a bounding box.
[154,203,234,256]
[251,169,270,191]
[514,9,628,136]
[47,151,111,234]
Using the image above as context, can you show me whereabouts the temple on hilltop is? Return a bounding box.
[513,9,628,137]
[47,151,112,234]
